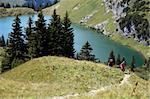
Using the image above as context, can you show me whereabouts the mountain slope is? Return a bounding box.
[43,0,116,35]
[0,7,34,17]
[0,56,123,97]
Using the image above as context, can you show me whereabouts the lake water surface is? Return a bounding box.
[0,15,144,66]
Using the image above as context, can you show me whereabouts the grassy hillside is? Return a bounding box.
[43,0,116,34]
[0,56,149,98]
[0,7,34,17]
[72,74,150,99]
[0,56,124,97]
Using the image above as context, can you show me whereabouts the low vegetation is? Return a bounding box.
[0,56,124,97]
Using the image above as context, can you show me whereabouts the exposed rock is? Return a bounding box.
[80,10,98,24]
[93,20,110,35]
[73,4,80,10]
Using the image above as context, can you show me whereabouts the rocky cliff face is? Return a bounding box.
[103,0,149,46]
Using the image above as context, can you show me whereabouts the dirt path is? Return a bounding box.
[51,74,131,99]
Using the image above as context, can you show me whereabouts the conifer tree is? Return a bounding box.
[147,57,150,71]
[35,11,49,57]
[0,37,2,47]
[0,36,3,47]
[62,11,75,57]
[2,15,26,70]
[121,57,126,65]
[0,35,6,47]
[131,56,135,72]
[116,54,121,65]
[26,17,38,59]
[6,39,9,47]
[48,9,63,56]
[78,41,96,61]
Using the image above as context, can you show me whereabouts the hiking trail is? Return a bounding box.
[52,74,131,99]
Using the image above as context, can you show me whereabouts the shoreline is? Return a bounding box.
[72,22,149,60]
[0,10,149,61]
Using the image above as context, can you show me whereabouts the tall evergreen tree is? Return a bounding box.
[0,35,6,47]
[0,37,2,47]
[62,11,75,57]
[147,57,150,71]
[116,54,121,65]
[77,41,96,61]
[48,9,63,56]
[26,17,38,59]
[35,11,49,57]
[131,56,135,72]
[0,36,2,47]
[2,15,26,70]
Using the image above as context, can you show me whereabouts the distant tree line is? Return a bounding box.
[0,0,59,11]
[0,3,11,8]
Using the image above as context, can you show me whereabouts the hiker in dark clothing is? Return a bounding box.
[108,58,115,67]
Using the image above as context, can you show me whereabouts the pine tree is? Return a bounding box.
[147,57,150,71]
[0,35,6,47]
[6,39,9,47]
[26,17,38,59]
[35,11,49,57]
[62,11,75,58]
[116,54,121,65]
[2,15,26,70]
[131,56,135,72]
[47,9,63,56]
[109,50,116,64]
[0,36,2,47]
[78,41,96,61]
[121,57,126,65]
[26,17,33,41]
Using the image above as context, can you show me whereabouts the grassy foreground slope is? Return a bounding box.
[43,0,150,59]
[0,56,123,97]
[72,74,150,99]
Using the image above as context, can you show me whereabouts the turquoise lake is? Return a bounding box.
[0,15,144,66]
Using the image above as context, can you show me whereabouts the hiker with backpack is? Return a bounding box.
[120,60,126,72]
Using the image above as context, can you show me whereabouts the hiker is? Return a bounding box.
[120,61,126,72]
[108,58,114,67]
